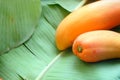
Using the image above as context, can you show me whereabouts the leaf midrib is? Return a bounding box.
[35,51,64,80]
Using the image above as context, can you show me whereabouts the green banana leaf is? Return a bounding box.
[1,0,120,80]
[0,0,41,54]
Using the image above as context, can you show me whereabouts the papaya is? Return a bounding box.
[72,30,120,62]
[56,0,120,50]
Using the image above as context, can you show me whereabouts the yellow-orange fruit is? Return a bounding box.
[56,0,120,50]
[72,30,120,62]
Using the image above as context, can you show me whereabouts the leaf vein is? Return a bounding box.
[35,52,64,80]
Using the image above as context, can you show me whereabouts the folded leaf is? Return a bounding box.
[55,0,87,12]
[0,0,41,54]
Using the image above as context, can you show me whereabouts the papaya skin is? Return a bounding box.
[56,0,120,50]
[72,30,120,62]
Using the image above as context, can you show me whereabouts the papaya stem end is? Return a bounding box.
[77,46,83,53]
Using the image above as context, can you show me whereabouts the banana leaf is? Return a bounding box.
[0,0,41,54]
[1,0,120,80]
